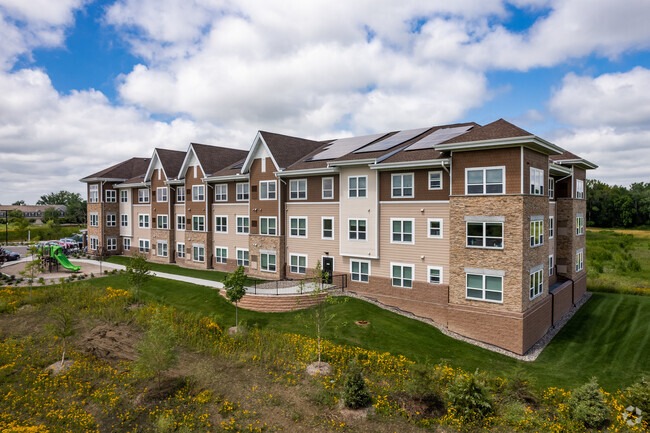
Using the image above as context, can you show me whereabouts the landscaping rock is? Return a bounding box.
[45,360,74,376]
[306,361,331,376]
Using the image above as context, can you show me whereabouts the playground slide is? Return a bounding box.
[51,245,81,272]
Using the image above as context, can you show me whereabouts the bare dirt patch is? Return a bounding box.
[79,323,142,363]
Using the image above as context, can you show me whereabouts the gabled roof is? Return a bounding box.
[443,118,531,144]
[144,148,186,182]
[80,157,150,182]
[259,131,328,169]
[550,151,598,169]
[192,143,248,177]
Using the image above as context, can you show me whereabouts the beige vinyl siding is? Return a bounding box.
[211,203,249,253]
[339,166,378,258]
[548,202,556,258]
[119,188,133,237]
[286,203,341,272]
[132,204,152,245]
[174,204,185,243]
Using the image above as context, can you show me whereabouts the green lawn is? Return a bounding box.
[93,274,649,391]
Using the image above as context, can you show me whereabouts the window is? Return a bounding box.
[237,249,249,267]
[576,249,584,272]
[290,254,307,274]
[90,236,98,250]
[322,217,334,239]
[348,219,367,240]
[192,216,205,231]
[429,171,443,190]
[177,243,185,259]
[138,214,150,228]
[392,263,414,288]
[107,237,117,251]
[123,238,131,251]
[466,221,503,248]
[466,167,504,195]
[236,183,249,201]
[193,244,205,262]
[192,185,205,201]
[428,219,443,239]
[348,176,367,198]
[260,180,276,200]
[466,272,503,303]
[215,216,227,233]
[290,179,307,200]
[138,189,149,203]
[89,213,98,227]
[156,187,167,202]
[576,214,584,235]
[215,247,227,264]
[549,255,554,276]
[177,215,186,230]
[214,184,227,201]
[139,239,150,253]
[157,241,168,257]
[156,214,168,229]
[176,187,185,203]
[428,266,443,284]
[530,167,545,195]
[322,177,334,199]
[548,178,555,199]
[236,216,249,234]
[260,217,277,235]
[106,213,116,227]
[121,214,128,227]
[391,219,414,244]
[576,179,584,199]
[530,267,543,300]
[290,217,307,238]
[350,260,370,283]
[89,185,98,203]
[260,251,276,272]
[530,219,544,247]
[105,189,116,203]
[391,173,413,198]
[549,216,554,239]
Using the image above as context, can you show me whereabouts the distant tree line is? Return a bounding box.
[587,180,650,228]
[2,191,86,225]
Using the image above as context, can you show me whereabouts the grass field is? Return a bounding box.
[2,224,84,243]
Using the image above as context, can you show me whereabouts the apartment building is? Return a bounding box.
[81,119,596,355]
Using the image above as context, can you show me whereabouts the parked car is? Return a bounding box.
[0,248,20,261]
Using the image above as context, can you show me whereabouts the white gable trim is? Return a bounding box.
[177,144,205,179]
[144,149,168,182]
[241,132,280,174]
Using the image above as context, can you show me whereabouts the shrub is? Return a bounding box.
[38,277,45,285]
[568,378,610,428]
[446,372,494,421]
[342,365,372,409]
[500,373,539,407]
[625,377,650,416]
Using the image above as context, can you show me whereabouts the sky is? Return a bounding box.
[0,0,649,205]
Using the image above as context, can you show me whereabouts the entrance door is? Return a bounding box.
[322,257,334,284]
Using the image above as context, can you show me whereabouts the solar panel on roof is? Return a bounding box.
[405,125,473,151]
[308,132,388,160]
[353,127,430,153]
[231,161,244,169]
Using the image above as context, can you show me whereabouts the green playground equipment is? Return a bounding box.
[45,245,81,272]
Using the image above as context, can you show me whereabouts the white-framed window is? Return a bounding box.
[549,255,554,276]
[123,238,131,251]
[260,180,276,200]
[236,183,249,201]
[105,189,116,203]
[391,263,414,288]
[177,242,185,259]
[466,271,503,303]
[89,185,98,203]
[192,215,205,231]
[157,241,168,257]
[290,217,307,238]
[236,216,249,234]
[289,179,307,200]
[107,237,117,251]
[192,244,205,262]
[156,187,168,202]
[139,239,150,253]
[576,249,584,272]
[530,219,544,247]
[157,214,168,230]
[348,219,367,240]
[215,216,228,233]
[214,184,227,201]
[466,221,503,248]
[549,216,554,239]
[429,171,443,190]
[548,178,555,199]
[106,213,116,227]
[530,266,543,300]
[177,215,186,230]
[260,217,277,235]
[348,176,367,198]
[350,260,370,283]
[192,185,205,202]
[530,167,545,195]
[576,214,584,235]
[391,173,414,198]
[322,217,334,240]
[89,213,98,227]
[120,214,128,227]
[176,187,185,203]
[215,247,227,264]
[428,218,443,239]
[260,251,276,272]
[290,254,307,274]
[90,236,98,250]
[428,266,443,284]
[322,177,334,199]
[237,249,249,267]
[391,218,414,244]
[120,190,128,203]
[576,179,584,199]
[138,214,150,229]
[466,166,504,195]
[138,188,149,203]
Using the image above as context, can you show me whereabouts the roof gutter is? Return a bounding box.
[369,158,450,170]
[435,135,565,155]
[115,182,149,189]
[79,177,126,183]
[554,158,598,170]
[275,167,339,177]
[203,173,250,183]
[327,158,377,167]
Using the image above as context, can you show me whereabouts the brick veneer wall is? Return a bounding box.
[551,281,573,325]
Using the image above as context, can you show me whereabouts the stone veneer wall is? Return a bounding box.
[247,234,285,280]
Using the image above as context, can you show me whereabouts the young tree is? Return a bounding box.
[126,252,151,304]
[134,310,178,388]
[306,261,337,364]
[49,305,76,364]
[223,265,247,331]
[20,243,45,302]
